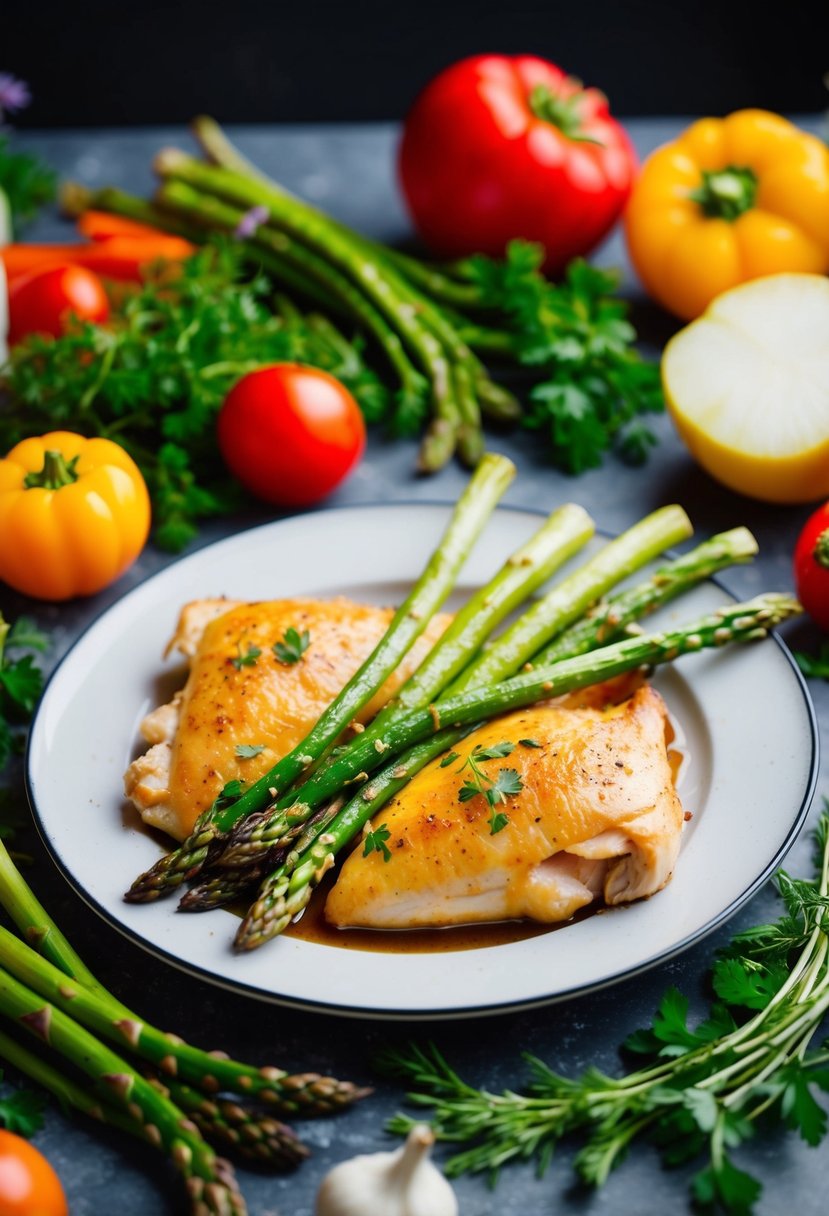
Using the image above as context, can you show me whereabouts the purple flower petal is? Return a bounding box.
[0,73,32,115]
[233,205,270,240]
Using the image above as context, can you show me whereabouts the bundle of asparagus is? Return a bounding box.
[124,454,800,956]
[61,116,662,474]
[0,837,372,1213]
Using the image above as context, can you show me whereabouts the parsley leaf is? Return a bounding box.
[466,243,662,472]
[439,751,460,768]
[455,744,523,834]
[473,741,515,761]
[0,242,389,551]
[490,768,523,801]
[519,738,542,749]
[0,133,56,234]
[488,810,510,835]
[363,824,392,862]
[0,1085,46,1138]
[273,627,311,665]
[232,644,261,671]
[795,643,829,680]
[235,744,265,759]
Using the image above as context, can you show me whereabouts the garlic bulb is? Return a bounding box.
[315,1124,459,1216]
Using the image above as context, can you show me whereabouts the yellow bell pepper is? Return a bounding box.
[624,109,829,320]
[0,431,151,600]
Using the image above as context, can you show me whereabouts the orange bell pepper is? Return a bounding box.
[76,209,174,242]
[0,431,151,600]
[624,109,829,320]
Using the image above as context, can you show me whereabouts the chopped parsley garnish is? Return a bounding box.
[455,741,523,834]
[235,744,265,759]
[519,737,542,749]
[232,643,261,671]
[439,751,460,768]
[273,627,311,665]
[363,824,392,862]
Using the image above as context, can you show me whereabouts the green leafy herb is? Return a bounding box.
[795,643,829,680]
[232,643,261,671]
[0,1077,46,1138]
[0,242,388,550]
[456,743,523,835]
[467,244,663,472]
[363,824,392,863]
[235,744,265,759]
[380,803,829,1211]
[0,133,56,234]
[0,615,46,773]
[519,738,542,749]
[439,751,460,768]
[273,627,311,665]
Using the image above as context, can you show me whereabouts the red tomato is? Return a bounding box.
[8,264,110,346]
[794,501,829,631]
[0,1131,68,1216]
[399,55,637,273]
[217,364,366,507]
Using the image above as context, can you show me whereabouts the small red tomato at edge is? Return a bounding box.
[399,54,637,273]
[794,501,829,631]
[8,263,110,346]
[0,1130,68,1216]
[217,364,366,507]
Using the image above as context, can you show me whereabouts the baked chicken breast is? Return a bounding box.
[325,685,686,929]
[124,597,449,840]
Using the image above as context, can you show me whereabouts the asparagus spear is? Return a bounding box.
[0,838,366,1116]
[212,506,692,880]
[235,592,800,951]
[153,1078,309,1169]
[0,968,246,1215]
[125,452,515,902]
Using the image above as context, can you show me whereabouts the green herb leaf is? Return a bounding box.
[519,738,542,749]
[0,656,43,713]
[473,741,515,761]
[0,1084,46,1138]
[363,824,392,863]
[488,810,510,835]
[0,134,56,234]
[795,643,829,680]
[235,744,265,759]
[273,627,311,665]
[439,751,460,768]
[232,644,261,671]
[490,768,523,802]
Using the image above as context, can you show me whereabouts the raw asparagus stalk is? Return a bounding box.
[125,452,515,902]
[0,838,366,1115]
[235,593,800,951]
[152,1078,309,1169]
[190,115,489,312]
[210,503,595,874]
[215,506,692,877]
[0,968,246,1215]
[155,150,473,466]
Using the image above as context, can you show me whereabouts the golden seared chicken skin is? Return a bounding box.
[325,685,685,930]
[124,597,449,840]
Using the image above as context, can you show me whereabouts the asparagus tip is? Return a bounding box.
[58,180,93,218]
[154,146,192,177]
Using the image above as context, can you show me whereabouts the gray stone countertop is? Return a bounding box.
[2,118,827,1214]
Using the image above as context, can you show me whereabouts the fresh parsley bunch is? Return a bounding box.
[468,241,664,472]
[382,806,829,1215]
[1,243,388,550]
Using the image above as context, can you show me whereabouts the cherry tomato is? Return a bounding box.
[794,501,829,631]
[0,1131,68,1216]
[399,55,637,273]
[8,264,110,346]
[217,364,366,507]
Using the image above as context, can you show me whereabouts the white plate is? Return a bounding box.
[27,504,818,1019]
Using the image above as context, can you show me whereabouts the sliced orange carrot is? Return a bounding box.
[1,235,196,283]
[77,210,174,242]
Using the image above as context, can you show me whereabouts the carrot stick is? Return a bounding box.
[1,235,196,283]
[76,210,174,242]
